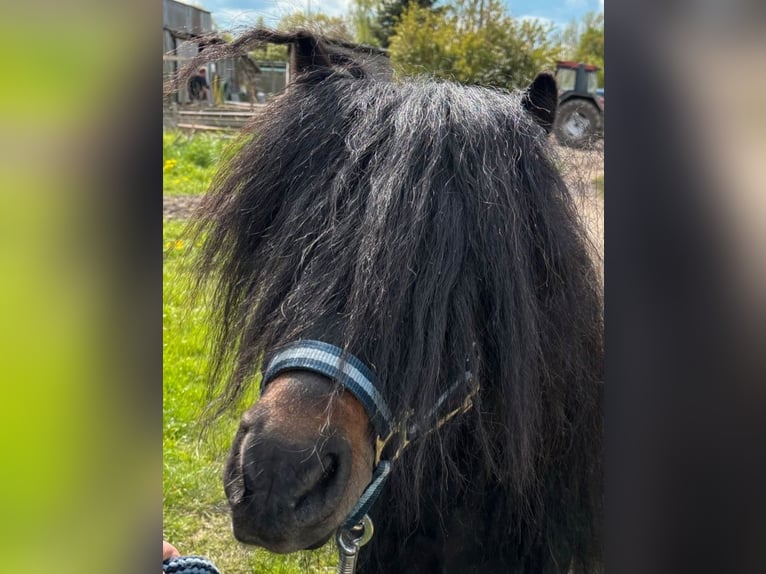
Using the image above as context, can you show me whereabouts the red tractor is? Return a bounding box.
[553,61,604,148]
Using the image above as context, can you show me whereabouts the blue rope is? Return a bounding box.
[343,460,391,528]
[163,555,221,574]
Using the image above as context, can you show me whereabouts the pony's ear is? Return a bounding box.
[289,31,333,75]
[522,72,558,133]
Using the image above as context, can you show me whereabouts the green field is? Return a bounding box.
[163,131,336,573]
[163,131,234,196]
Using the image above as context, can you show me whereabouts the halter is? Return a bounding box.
[261,340,478,570]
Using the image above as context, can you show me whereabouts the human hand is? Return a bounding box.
[163,540,180,573]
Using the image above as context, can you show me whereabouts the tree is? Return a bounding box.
[555,19,579,57]
[375,0,437,48]
[555,11,604,86]
[574,12,604,86]
[278,11,355,42]
[388,0,562,90]
[350,0,384,46]
[248,12,355,63]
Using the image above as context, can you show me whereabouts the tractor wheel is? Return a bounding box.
[554,99,602,148]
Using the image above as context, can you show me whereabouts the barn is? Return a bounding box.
[162,0,260,105]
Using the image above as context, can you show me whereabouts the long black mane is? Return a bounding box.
[189,30,603,573]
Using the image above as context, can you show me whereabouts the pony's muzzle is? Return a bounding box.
[225,423,353,552]
[223,372,375,553]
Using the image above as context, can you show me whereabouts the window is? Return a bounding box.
[556,68,576,92]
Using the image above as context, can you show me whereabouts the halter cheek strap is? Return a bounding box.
[261,340,394,527]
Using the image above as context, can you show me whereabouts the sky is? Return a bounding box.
[179,0,604,35]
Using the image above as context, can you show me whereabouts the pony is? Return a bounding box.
[184,29,603,574]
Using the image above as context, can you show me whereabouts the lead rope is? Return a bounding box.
[162,555,221,574]
[336,514,374,574]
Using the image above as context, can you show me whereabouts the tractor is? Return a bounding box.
[553,61,604,148]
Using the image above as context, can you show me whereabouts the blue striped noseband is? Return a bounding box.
[261,339,477,529]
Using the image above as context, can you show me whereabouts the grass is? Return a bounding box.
[163,131,236,196]
[164,159,337,572]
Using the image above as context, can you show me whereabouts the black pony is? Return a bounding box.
[185,29,603,574]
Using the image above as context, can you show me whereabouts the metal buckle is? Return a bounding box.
[373,386,477,466]
[374,416,412,465]
[336,515,374,574]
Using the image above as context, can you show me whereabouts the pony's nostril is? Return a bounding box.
[316,454,339,492]
[295,453,337,504]
[293,442,349,518]
[226,472,247,505]
[241,464,254,497]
